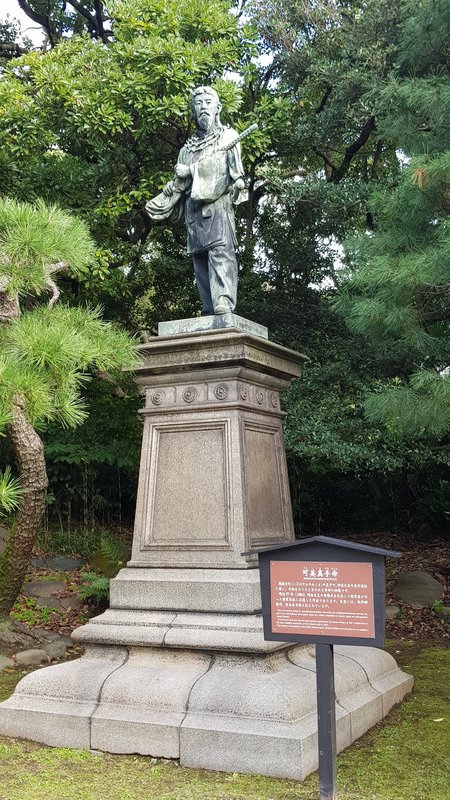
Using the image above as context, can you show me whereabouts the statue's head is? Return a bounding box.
[190,86,222,133]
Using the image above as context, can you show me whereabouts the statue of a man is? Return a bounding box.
[146,86,245,316]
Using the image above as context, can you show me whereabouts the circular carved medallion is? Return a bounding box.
[256,388,264,405]
[215,383,229,401]
[271,392,279,408]
[240,385,248,400]
[151,389,165,406]
[183,386,198,403]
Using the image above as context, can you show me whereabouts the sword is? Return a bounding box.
[216,122,259,153]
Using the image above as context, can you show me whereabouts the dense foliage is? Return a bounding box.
[1,0,449,538]
[335,0,450,438]
[0,0,248,318]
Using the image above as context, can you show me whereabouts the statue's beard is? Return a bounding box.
[196,112,217,133]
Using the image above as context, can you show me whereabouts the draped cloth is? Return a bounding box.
[180,126,244,255]
[146,126,244,253]
[146,125,244,314]
[144,187,184,223]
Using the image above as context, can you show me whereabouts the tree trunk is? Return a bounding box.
[0,290,20,324]
[0,398,48,619]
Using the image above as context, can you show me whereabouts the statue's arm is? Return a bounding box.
[227,140,245,200]
[227,141,245,183]
[146,149,188,221]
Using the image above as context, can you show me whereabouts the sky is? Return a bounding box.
[1,0,45,45]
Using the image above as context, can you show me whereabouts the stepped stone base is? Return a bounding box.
[0,324,414,779]
[0,636,413,780]
[73,608,287,652]
[109,567,263,615]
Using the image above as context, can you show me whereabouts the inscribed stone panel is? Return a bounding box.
[150,424,229,546]
[244,423,285,544]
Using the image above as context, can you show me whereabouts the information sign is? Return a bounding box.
[270,560,375,639]
[246,535,401,800]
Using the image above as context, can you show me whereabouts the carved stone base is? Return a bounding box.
[0,324,414,779]
[0,641,413,780]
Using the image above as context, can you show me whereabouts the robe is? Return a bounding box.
[177,126,244,255]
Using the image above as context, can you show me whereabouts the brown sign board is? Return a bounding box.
[248,535,400,647]
[270,560,375,639]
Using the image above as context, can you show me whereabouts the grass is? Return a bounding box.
[0,641,448,800]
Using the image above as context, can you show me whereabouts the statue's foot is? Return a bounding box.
[214,305,230,315]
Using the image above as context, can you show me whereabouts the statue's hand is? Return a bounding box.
[163,180,174,197]
[175,164,191,179]
[230,177,246,202]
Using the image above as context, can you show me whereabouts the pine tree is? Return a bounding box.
[335,0,450,437]
[0,197,137,619]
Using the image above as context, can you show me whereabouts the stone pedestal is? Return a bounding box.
[0,320,413,781]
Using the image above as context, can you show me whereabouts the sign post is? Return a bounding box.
[246,535,400,799]
[316,643,337,800]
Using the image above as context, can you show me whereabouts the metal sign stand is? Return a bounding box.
[316,643,337,800]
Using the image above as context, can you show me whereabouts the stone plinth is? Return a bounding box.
[0,321,413,781]
[0,639,413,780]
[129,328,307,574]
[77,327,308,652]
[158,313,268,339]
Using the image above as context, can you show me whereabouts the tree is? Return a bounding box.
[233,0,450,533]
[0,0,259,537]
[12,1,112,47]
[0,0,249,329]
[248,0,406,234]
[0,16,30,62]
[335,0,450,437]
[0,196,137,619]
[2,0,446,539]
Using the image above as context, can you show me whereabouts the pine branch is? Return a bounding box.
[46,279,60,307]
[93,371,126,399]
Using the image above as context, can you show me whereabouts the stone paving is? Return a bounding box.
[0,529,85,667]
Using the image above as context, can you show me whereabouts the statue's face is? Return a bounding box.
[192,92,220,133]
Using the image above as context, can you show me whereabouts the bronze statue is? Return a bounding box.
[146,86,255,316]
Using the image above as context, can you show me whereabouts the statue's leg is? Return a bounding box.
[192,251,214,315]
[207,245,237,314]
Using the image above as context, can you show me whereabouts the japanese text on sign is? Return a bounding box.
[270,561,375,639]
